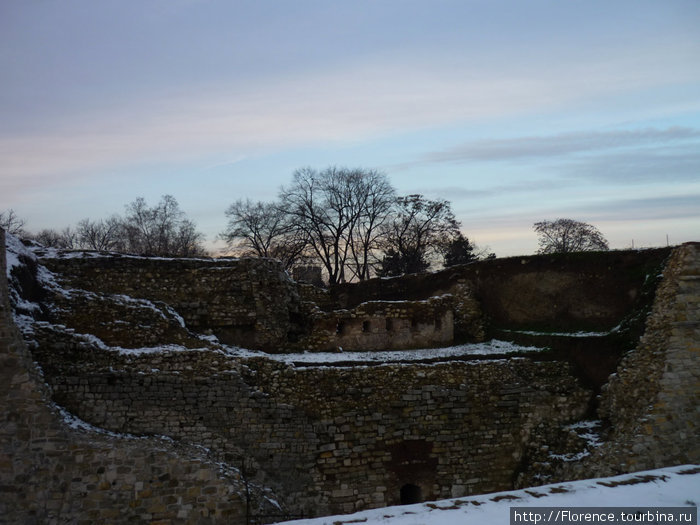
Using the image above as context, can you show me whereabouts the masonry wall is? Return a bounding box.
[5,232,698,524]
[511,243,700,487]
[298,295,456,351]
[40,254,304,351]
[40,252,486,353]
[331,249,672,333]
[594,242,700,472]
[0,229,278,524]
[31,329,592,517]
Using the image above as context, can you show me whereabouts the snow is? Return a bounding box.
[34,245,219,262]
[282,465,700,525]
[566,420,604,448]
[502,329,612,338]
[109,293,187,327]
[58,404,173,441]
[70,330,222,357]
[223,339,547,366]
[4,232,33,277]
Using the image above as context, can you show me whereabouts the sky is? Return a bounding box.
[1,0,699,257]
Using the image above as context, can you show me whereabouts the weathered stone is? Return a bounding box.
[2,231,698,523]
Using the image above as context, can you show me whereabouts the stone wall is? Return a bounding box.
[513,243,700,487]
[30,325,592,517]
[594,242,700,472]
[39,250,487,353]
[0,229,282,524]
[40,254,303,351]
[297,295,457,352]
[331,249,672,334]
[39,248,670,353]
[4,231,698,524]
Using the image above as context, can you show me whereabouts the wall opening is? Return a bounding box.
[400,483,422,505]
[336,321,345,335]
[385,318,393,331]
[362,320,371,333]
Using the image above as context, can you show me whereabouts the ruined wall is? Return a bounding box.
[594,242,700,472]
[31,327,591,517]
[513,243,700,487]
[0,229,277,524]
[331,249,672,333]
[298,295,456,351]
[38,248,668,353]
[40,254,303,351]
[40,251,485,353]
[4,231,698,524]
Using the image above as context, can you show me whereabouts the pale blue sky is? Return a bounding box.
[2,0,699,256]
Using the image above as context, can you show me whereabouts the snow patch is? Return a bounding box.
[502,329,611,338]
[252,339,547,366]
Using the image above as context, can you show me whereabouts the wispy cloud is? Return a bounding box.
[412,127,700,165]
[580,194,700,222]
[2,29,698,188]
[557,143,700,183]
[413,179,571,201]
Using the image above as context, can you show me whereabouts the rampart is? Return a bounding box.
[332,249,671,333]
[2,231,698,523]
[30,330,591,516]
[0,229,281,524]
[39,246,670,353]
[595,242,700,471]
[39,254,303,351]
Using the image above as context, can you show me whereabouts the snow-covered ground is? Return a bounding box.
[502,329,614,337]
[229,339,548,366]
[282,465,699,525]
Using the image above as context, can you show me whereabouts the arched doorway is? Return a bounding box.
[400,483,422,504]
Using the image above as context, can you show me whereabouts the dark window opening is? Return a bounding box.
[410,318,418,330]
[385,318,393,331]
[400,483,422,505]
[336,321,345,335]
[362,320,371,333]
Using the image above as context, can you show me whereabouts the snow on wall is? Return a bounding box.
[0,229,279,524]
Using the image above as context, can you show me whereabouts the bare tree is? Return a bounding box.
[345,170,395,281]
[0,209,27,236]
[379,194,461,276]
[75,216,123,251]
[31,227,77,249]
[221,199,307,270]
[121,195,206,257]
[534,218,609,254]
[280,166,395,284]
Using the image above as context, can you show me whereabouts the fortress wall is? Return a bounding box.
[0,229,270,524]
[298,295,457,351]
[40,254,484,353]
[41,255,302,351]
[38,248,670,353]
[595,242,700,472]
[331,249,672,333]
[5,230,697,523]
[34,328,592,517]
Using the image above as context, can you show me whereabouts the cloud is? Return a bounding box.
[1,31,698,196]
[413,127,700,165]
[580,194,700,222]
[412,179,571,201]
[556,143,700,184]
